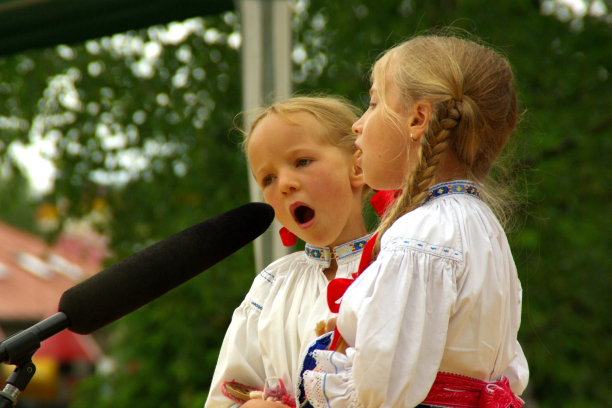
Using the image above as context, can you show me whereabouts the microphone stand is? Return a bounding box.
[0,331,39,407]
[0,355,37,407]
[0,313,70,407]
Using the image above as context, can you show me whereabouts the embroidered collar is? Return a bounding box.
[304,234,373,267]
[424,180,481,204]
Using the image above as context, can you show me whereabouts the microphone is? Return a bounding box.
[0,202,274,363]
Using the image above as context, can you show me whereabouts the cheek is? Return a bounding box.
[314,171,338,194]
[363,126,388,154]
[360,134,378,158]
[313,168,351,197]
[382,132,409,162]
[266,198,291,224]
[262,190,280,210]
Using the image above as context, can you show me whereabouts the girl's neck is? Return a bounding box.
[326,217,368,254]
[317,192,368,281]
[433,152,470,184]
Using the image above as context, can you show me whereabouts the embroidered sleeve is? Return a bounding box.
[204,275,273,408]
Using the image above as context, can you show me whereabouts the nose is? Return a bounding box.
[278,171,299,195]
[352,117,363,135]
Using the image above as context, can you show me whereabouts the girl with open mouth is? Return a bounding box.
[205,96,374,408]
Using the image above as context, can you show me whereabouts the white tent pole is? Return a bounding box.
[240,0,293,273]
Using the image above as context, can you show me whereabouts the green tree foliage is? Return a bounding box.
[1,11,255,408]
[0,1,611,407]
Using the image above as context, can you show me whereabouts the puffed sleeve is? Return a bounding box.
[303,244,461,408]
[204,274,271,408]
[502,341,529,394]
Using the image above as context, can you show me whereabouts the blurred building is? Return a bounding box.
[0,220,107,407]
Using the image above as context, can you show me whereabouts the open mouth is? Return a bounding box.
[294,205,315,225]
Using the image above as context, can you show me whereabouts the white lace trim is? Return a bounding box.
[295,333,332,408]
[303,350,362,408]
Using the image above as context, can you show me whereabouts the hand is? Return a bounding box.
[315,317,337,336]
[325,317,336,332]
[241,399,284,408]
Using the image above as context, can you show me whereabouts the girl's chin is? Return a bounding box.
[301,234,332,249]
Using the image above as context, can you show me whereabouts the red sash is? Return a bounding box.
[422,372,524,408]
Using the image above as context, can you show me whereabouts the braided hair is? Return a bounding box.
[370,33,518,259]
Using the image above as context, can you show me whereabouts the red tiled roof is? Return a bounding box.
[0,221,108,322]
[36,328,103,363]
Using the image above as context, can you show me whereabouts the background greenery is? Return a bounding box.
[0,0,610,407]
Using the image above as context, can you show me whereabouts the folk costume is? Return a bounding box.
[298,181,528,408]
[204,234,372,408]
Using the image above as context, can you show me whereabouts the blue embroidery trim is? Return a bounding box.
[333,236,370,261]
[329,351,338,374]
[258,269,275,285]
[323,373,331,408]
[305,246,330,262]
[424,180,480,204]
[297,332,332,408]
[382,239,462,262]
[305,234,373,263]
[251,301,263,310]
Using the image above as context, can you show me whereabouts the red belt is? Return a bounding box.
[421,372,524,408]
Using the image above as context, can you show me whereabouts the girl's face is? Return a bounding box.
[352,75,416,191]
[248,113,366,249]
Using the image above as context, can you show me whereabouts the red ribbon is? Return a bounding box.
[326,276,356,313]
[369,189,402,216]
[279,227,298,247]
[422,372,524,408]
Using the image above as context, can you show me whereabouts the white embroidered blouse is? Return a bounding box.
[301,181,529,408]
[204,235,372,408]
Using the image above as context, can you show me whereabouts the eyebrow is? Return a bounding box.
[250,163,266,180]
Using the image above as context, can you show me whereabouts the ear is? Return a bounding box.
[407,102,432,141]
[349,151,366,188]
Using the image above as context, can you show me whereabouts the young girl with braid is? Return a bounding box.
[298,33,529,408]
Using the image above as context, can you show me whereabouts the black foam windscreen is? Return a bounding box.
[58,202,274,334]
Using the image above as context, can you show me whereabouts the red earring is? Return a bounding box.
[279,227,297,247]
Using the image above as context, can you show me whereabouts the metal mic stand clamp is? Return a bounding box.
[0,331,40,407]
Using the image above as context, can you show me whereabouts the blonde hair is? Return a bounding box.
[242,95,362,155]
[371,31,519,258]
